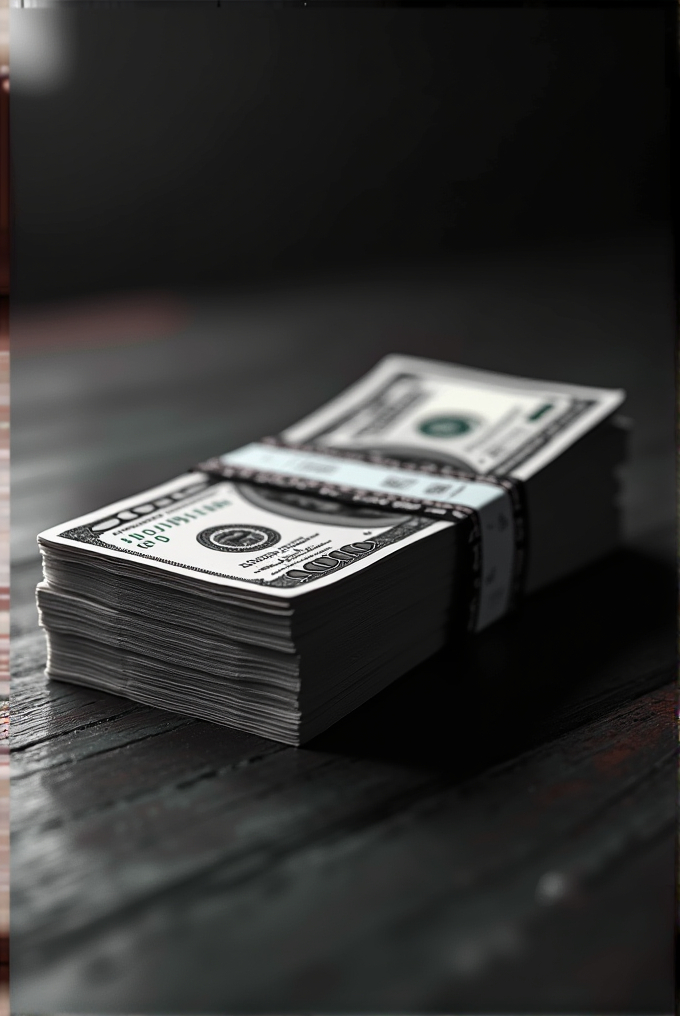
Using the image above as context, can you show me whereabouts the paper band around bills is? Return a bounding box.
[197,438,526,632]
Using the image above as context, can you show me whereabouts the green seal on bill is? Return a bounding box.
[418,415,477,437]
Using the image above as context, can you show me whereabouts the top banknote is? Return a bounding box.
[279,354,624,480]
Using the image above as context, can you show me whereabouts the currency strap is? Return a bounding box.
[196,438,527,633]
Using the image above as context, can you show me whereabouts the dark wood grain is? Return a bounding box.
[11,236,675,1013]
[13,688,675,1014]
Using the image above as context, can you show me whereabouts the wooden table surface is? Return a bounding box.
[11,234,676,1014]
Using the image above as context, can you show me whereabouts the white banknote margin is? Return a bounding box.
[282,353,625,482]
[37,472,453,600]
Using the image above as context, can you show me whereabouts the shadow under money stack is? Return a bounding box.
[37,355,627,744]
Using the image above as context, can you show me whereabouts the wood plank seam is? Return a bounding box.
[11,705,148,753]
[12,718,197,778]
[12,745,290,836]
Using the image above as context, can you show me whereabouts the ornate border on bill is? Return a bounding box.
[198,440,527,631]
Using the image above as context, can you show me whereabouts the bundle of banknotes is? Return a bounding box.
[37,355,627,744]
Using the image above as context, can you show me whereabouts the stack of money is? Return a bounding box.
[37,356,626,744]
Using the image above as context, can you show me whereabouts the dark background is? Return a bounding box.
[11,5,672,305]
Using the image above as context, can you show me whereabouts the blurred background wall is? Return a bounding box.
[11,5,671,305]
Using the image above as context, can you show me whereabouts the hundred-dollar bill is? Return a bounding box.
[280,354,625,479]
[38,471,452,600]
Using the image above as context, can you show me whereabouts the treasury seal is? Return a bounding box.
[418,414,480,438]
[197,524,280,552]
